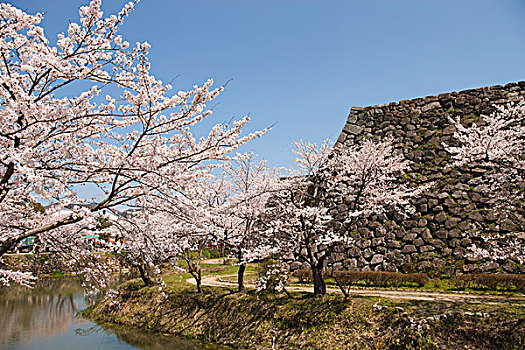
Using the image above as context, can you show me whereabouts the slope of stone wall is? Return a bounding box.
[323,81,525,274]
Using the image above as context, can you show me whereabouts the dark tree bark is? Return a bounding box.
[237,262,246,292]
[191,269,203,293]
[183,245,204,293]
[196,270,202,293]
[311,262,326,296]
[333,274,349,299]
[137,262,154,286]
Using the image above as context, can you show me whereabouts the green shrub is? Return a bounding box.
[451,274,525,292]
[292,269,312,283]
[331,271,429,288]
[201,247,221,259]
[51,269,65,279]
[292,270,430,288]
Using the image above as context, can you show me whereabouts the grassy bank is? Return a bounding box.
[87,276,525,350]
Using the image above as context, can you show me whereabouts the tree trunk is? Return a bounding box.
[137,262,154,286]
[311,263,326,296]
[237,262,246,292]
[333,275,349,299]
[195,270,202,293]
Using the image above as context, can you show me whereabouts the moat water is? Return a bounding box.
[0,277,215,350]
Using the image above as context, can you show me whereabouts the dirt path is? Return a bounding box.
[200,258,235,264]
[187,272,525,305]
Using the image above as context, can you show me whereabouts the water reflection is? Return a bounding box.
[0,277,217,350]
[0,278,89,349]
[102,324,219,350]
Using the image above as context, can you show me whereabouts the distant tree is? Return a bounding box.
[115,173,229,293]
[109,209,176,287]
[215,152,281,292]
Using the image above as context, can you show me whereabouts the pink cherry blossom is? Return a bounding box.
[0,1,264,286]
[265,138,425,296]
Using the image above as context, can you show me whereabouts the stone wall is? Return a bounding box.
[321,81,525,274]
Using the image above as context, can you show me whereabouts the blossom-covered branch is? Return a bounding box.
[0,0,265,286]
[266,138,424,296]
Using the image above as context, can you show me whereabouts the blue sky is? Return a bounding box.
[10,0,525,167]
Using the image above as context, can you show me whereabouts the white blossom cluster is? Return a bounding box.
[0,267,36,287]
[0,0,265,286]
[264,138,424,295]
[447,102,525,265]
[255,262,289,293]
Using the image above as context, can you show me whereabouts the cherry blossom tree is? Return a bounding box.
[446,102,525,203]
[446,102,525,266]
[122,172,227,293]
[0,0,264,286]
[178,233,209,294]
[109,209,178,287]
[215,152,282,292]
[266,138,423,296]
[107,155,279,293]
[98,175,225,292]
[168,180,220,294]
[255,260,291,297]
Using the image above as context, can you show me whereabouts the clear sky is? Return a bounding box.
[9,0,525,168]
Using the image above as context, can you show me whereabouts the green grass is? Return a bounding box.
[89,276,525,350]
[160,261,525,297]
[160,261,258,289]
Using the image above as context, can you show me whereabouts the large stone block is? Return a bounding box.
[343,124,364,135]
[402,245,417,253]
[370,254,384,265]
